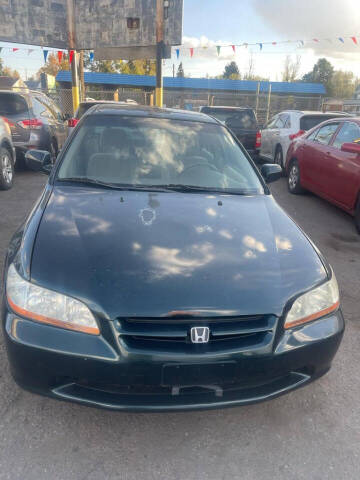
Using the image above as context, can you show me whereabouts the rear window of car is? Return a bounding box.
[0,93,28,116]
[300,115,345,131]
[201,108,257,128]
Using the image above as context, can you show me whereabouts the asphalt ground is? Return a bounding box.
[0,170,359,480]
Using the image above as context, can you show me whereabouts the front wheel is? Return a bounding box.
[288,160,304,194]
[274,146,284,173]
[0,147,14,190]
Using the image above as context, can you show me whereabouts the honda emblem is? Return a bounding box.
[190,326,210,344]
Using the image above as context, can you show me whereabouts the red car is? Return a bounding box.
[286,118,360,232]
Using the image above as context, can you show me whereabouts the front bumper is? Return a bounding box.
[2,303,344,412]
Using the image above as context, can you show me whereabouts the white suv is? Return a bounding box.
[258,110,350,170]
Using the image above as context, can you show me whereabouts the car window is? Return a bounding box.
[332,122,360,149]
[57,115,264,194]
[275,116,285,128]
[314,124,339,145]
[307,128,319,141]
[32,97,47,117]
[36,96,61,120]
[300,115,345,131]
[265,115,278,129]
[284,115,291,128]
[0,93,28,116]
[201,108,256,129]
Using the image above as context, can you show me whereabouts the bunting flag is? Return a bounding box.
[57,50,63,62]
[216,45,221,56]
[244,43,248,48]
[43,50,48,62]
[12,48,19,52]
[89,51,94,62]
[272,42,277,45]
[313,38,319,42]
[351,36,357,45]
[258,43,263,51]
[175,48,179,59]
[189,47,194,57]
[231,45,236,53]
[300,40,304,46]
[69,50,74,63]
[338,37,344,43]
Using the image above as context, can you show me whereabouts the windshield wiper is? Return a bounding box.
[57,178,173,191]
[162,184,257,195]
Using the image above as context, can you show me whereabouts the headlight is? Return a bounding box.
[284,271,339,329]
[6,264,99,335]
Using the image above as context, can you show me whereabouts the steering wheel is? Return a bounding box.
[178,156,219,178]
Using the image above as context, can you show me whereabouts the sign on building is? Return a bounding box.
[0,0,183,49]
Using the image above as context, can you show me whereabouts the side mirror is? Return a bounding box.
[25,150,52,175]
[261,164,282,183]
[341,142,360,155]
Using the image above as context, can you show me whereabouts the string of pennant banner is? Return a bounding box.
[0,34,359,62]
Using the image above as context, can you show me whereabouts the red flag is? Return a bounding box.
[313,38,319,42]
[12,48,19,52]
[190,47,194,57]
[351,36,358,45]
[58,51,63,62]
[272,42,277,45]
[232,45,236,53]
[69,50,74,64]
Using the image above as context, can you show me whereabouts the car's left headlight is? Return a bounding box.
[284,271,339,329]
[6,264,99,335]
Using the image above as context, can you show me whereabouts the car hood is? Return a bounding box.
[30,186,326,319]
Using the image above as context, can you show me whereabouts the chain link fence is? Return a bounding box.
[17,86,322,125]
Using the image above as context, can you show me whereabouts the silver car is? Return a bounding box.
[0,116,16,190]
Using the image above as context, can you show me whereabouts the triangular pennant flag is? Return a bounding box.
[338,37,344,43]
[175,48,179,59]
[58,50,63,62]
[272,42,277,45]
[89,51,94,62]
[351,36,357,45]
[244,43,248,48]
[69,50,74,63]
[313,38,319,42]
[300,40,304,46]
[189,47,194,57]
[43,50,49,62]
[28,49,34,55]
[12,48,19,52]
[258,43,263,51]
[216,45,221,56]
[232,45,236,53]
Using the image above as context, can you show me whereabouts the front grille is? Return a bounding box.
[115,315,277,354]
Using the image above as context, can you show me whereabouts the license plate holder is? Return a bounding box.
[162,362,237,386]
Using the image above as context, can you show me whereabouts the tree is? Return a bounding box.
[282,55,301,82]
[177,62,185,77]
[83,54,156,75]
[37,52,70,77]
[329,70,358,99]
[0,57,20,78]
[243,53,255,80]
[302,58,334,93]
[223,61,240,79]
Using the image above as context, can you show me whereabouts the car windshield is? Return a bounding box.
[57,115,263,194]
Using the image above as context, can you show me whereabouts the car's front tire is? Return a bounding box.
[274,146,284,173]
[288,159,304,194]
[0,147,14,190]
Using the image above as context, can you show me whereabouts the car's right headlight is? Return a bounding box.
[284,271,340,329]
[6,263,99,335]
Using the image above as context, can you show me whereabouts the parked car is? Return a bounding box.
[200,106,259,157]
[2,105,344,411]
[258,110,351,170]
[0,116,16,190]
[0,90,67,165]
[67,99,139,134]
[286,118,360,232]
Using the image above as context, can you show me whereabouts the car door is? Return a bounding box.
[302,122,340,192]
[260,115,278,160]
[321,121,360,210]
[37,97,67,149]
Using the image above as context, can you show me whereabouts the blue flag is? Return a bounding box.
[43,50,48,62]
[175,49,180,59]
[89,52,94,62]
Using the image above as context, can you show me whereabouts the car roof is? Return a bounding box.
[201,106,253,111]
[282,110,350,117]
[86,104,219,124]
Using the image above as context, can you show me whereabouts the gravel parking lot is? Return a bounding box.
[0,171,359,480]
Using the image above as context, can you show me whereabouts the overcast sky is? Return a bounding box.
[1,0,359,81]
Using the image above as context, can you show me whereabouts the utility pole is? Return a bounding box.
[66,0,79,113]
[173,63,175,78]
[266,83,272,123]
[79,50,85,101]
[155,0,164,107]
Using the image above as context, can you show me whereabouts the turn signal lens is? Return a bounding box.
[6,264,99,335]
[284,271,339,329]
